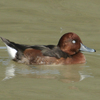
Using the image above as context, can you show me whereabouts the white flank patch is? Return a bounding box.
[5,44,17,59]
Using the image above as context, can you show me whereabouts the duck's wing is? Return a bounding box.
[30,45,68,59]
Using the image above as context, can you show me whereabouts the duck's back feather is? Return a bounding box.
[1,37,69,61]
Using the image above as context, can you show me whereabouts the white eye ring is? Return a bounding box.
[72,40,76,44]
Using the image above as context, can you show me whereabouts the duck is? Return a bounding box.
[0,32,96,65]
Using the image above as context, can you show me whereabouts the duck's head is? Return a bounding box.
[57,32,96,55]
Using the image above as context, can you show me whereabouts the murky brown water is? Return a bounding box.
[0,0,100,100]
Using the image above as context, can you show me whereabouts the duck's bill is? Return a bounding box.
[80,43,96,52]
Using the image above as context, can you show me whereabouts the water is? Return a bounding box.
[0,0,100,100]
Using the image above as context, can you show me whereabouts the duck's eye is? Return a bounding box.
[72,40,76,44]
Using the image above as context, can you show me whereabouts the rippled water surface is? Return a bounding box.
[0,0,100,100]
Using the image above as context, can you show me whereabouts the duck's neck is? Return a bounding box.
[64,52,86,64]
[72,52,86,64]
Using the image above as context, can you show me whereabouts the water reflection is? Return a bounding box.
[0,58,94,83]
[3,64,15,81]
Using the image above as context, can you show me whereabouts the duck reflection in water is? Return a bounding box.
[2,60,93,83]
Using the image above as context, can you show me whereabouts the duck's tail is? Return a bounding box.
[0,37,28,61]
